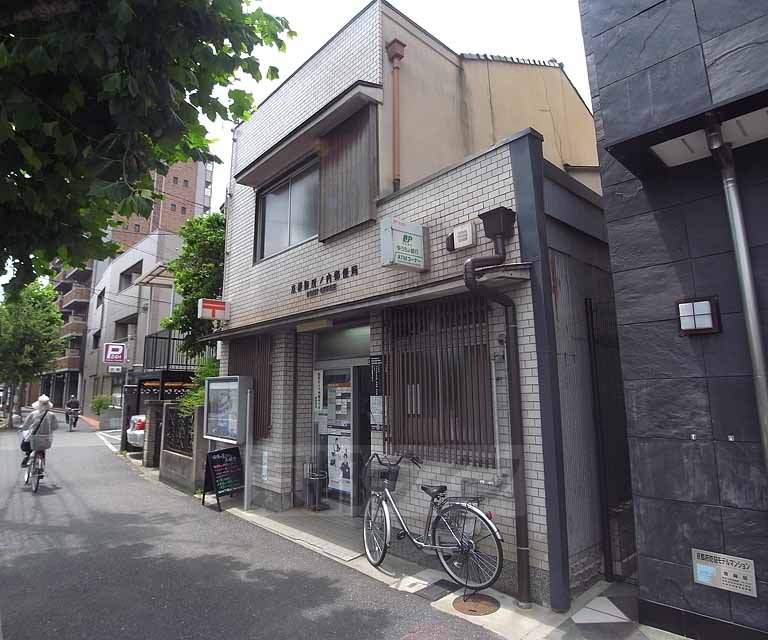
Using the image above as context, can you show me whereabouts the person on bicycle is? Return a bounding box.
[65,395,80,426]
[20,395,58,467]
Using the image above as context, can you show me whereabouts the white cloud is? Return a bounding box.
[205,0,590,210]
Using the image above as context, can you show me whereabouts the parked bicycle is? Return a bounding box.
[24,450,46,493]
[362,453,503,591]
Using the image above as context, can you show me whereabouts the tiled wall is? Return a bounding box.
[223,144,516,329]
[232,1,382,175]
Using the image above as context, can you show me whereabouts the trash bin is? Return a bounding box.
[304,470,329,512]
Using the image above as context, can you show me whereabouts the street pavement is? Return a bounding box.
[0,427,496,640]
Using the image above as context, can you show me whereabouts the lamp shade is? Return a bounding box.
[478,206,517,239]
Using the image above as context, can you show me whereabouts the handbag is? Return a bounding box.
[20,411,49,454]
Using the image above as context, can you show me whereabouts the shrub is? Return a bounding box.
[178,357,220,416]
[91,395,112,416]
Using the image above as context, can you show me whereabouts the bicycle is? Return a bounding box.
[362,453,503,591]
[67,409,79,432]
[24,450,46,493]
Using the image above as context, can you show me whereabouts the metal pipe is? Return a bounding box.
[706,123,768,467]
[291,331,298,507]
[386,39,406,193]
[464,238,532,608]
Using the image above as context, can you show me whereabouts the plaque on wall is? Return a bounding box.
[691,549,757,598]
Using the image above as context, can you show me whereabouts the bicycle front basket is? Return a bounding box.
[366,460,400,493]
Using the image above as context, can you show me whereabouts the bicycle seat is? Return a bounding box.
[421,485,447,499]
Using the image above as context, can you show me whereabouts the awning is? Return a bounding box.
[135,263,174,289]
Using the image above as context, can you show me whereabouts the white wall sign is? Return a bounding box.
[692,549,757,597]
[381,218,429,272]
[108,365,123,373]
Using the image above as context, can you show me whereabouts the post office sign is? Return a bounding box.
[381,218,429,272]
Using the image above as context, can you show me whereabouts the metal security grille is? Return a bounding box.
[228,335,272,439]
[382,295,495,467]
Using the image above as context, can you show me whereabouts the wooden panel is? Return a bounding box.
[319,103,378,241]
[228,335,272,439]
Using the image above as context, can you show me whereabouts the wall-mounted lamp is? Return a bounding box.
[677,297,721,336]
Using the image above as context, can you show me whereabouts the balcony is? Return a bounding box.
[144,330,213,372]
[52,270,72,293]
[60,286,90,311]
[60,316,86,339]
[64,259,94,283]
[55,349,81,372]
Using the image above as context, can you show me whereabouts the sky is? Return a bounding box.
[205,0,591,210]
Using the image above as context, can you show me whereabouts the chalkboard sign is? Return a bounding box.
[202,447,244,511]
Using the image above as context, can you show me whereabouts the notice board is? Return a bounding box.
[202,447,244,511]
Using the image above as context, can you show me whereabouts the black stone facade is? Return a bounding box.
[580,0,768,635]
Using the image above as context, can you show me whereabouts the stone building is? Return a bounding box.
[580,0,768,637]
[211,0,626,609]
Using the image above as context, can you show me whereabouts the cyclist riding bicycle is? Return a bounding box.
[65,395,80,427]
[19,395,58,467]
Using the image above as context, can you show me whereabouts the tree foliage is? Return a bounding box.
[0,0,294,293]
[162,212,225,356]
[178,356,220,416]
[0,281,63,387]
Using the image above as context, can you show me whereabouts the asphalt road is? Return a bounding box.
[0,427,495,640]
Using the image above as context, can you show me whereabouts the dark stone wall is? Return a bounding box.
[580,1,768,632]
[580,0,768,145]
[607,139,768,632]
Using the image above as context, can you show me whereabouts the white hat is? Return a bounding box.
[37,395,51,407]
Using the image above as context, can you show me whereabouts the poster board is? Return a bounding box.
[204,376,252,444]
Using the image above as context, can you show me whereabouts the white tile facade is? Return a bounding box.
[222,142,551,589]
[232,1,383,175]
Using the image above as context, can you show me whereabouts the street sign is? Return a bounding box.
[103,342,127,364]
[198,298,229,320]
[108,365,122,373]
[381,218,429,272]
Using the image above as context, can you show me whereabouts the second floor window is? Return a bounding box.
[255,162,319,260]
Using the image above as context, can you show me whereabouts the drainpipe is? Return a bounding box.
[386,39,406,192]
[463,207,531,609]
[706,122,768,467]
[291,331,298,506]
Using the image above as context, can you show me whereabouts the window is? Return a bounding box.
[92,330,101,350]
[382,296,495,467]
[255,162,319,260]
[96,290,104,308]
[181,206,187,215]
[183,179,189,187]
[133,223,141,232]
[170,203,177,212]
[172,176,179,185]
[114,315,137,341]
[118,261,143,291]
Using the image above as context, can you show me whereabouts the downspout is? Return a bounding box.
[464,219,531,609]
[706,122,768,467]
[386,39,406,192]
[291,331,298,506]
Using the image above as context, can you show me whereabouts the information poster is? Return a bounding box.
[370,395,384,429]
[327,431,352,495]
[205,379,240,442]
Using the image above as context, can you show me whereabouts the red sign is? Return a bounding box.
[198,298,229,321]
[103,343,127,364]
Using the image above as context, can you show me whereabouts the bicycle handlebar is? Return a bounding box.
[368,452,422,469]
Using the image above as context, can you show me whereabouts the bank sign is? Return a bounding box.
[381,218,429,272]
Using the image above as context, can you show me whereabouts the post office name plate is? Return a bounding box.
[692,548,757,598]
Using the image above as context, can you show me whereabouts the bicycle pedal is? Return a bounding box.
[396,530,407,540]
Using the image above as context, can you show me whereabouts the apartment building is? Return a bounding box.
[580,1,768,637]
[41,161,210,408]
[209,1,630,610]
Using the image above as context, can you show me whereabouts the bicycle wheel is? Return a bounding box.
[24,458,31,485]
[32,456,42,493]
[363,494,390,567]
[432,503,503,590]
